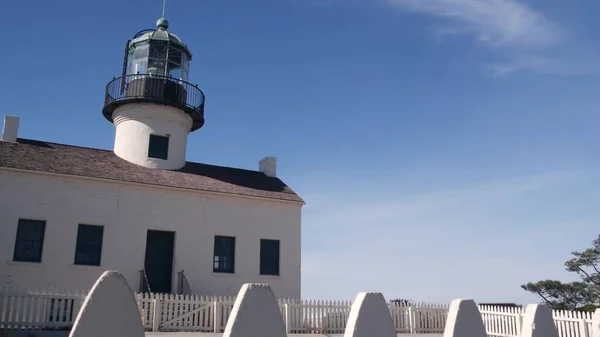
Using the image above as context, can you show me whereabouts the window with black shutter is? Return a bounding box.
[260,239,280,276]
[74,224,104,266]
[13,219,46,263]
[213,236,235,273]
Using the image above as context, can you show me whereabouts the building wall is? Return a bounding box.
[0,169,302,299]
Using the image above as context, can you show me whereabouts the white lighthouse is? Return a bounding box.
[102,17,205,170]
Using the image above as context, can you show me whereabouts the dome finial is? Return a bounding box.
[156,17,169,30]
[156,0,169,30]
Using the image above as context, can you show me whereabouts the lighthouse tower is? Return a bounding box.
[102,17,205,170]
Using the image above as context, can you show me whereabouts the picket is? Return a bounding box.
[0,286,597,336]
[0,286,85,330]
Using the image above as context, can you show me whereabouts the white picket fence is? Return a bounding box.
[479,304,595,337]
[135,294,447,334]
[0,287,596,336]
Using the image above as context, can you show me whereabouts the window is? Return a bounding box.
[13,219,46,263]
[148,134,169,160]
[260,239,280,276]
[213,236,235,273]
[74,224,104,266]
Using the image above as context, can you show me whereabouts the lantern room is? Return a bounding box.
[126,18,192,81]
[102,17,205,131]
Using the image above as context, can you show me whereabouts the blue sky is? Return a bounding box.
[2,0,599,304]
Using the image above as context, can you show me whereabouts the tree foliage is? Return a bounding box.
[389,298,414,306]
[521,234,600,311]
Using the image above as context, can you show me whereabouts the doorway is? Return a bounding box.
[143,230,175,293]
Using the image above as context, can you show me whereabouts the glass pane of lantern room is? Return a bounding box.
[127,44,149,76]
[132,59,148,76]
[149,41,168,59]
[167,47,183,80]
[148,41,168,76]
[133,44,150,60]
[181,54,190,82]
[168,62,182,80]
[168,47,182,64]
[148,58,166,76]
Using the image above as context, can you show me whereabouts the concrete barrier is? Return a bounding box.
[442,299,486,337]
[520,304,558,337]
[68,273,596,337]
[144,334,443,337]
[344,292,396,337]
[69,271,144,337]
[222,283,286,337]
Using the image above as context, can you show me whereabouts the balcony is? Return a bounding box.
[102,74,206,131]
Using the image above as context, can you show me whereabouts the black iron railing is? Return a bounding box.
[139,268,151,293]
[103,74,205,130]
[176,269,192,295]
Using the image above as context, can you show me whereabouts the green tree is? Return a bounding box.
[521,234,600,311]
[389,298,414,306]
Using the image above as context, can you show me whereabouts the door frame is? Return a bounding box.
[143,229,176,293]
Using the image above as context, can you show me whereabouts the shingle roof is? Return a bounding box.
[0,138,303,203]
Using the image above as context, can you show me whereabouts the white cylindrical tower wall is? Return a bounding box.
[112,103,193,170]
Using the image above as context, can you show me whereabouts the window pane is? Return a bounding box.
[149,41,168,59]
[168,48,182,64]
[131,59,147,75]
[148,135,169,160]
[168,62,182,80]
[74,224,104,266]
[213,236,235,273]
[260,239,280,276]
[148,58,166,76]
[133,44,149,60]
[13,219,46,263]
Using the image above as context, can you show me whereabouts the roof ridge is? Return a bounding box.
[17,137,114,153]
[4,137,303,202]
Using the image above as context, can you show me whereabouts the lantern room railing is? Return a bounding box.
[102,74,206,131]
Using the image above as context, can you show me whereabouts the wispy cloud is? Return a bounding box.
[300,170,600,302]
[384,0,598,76]
[391,0,562,47]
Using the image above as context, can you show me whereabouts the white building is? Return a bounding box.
[0,17,304,299]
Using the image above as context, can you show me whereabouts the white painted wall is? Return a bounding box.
[0,169,302,299]
[112,103,193,170]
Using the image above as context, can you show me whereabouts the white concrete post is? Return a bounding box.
[343,292,396,337]
[69,271,144,337]
[521,304,558,337]
[222,283,286,337]
[152,298,162,332]
[213,300,221,333]
[442,299,487,337]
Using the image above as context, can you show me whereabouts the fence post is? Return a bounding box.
[516,312,524,336]
[152,298,162,332]
[213,300,220,333]
[408,306,415,334]
[580,318,590,337]
[284,303,291,333]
